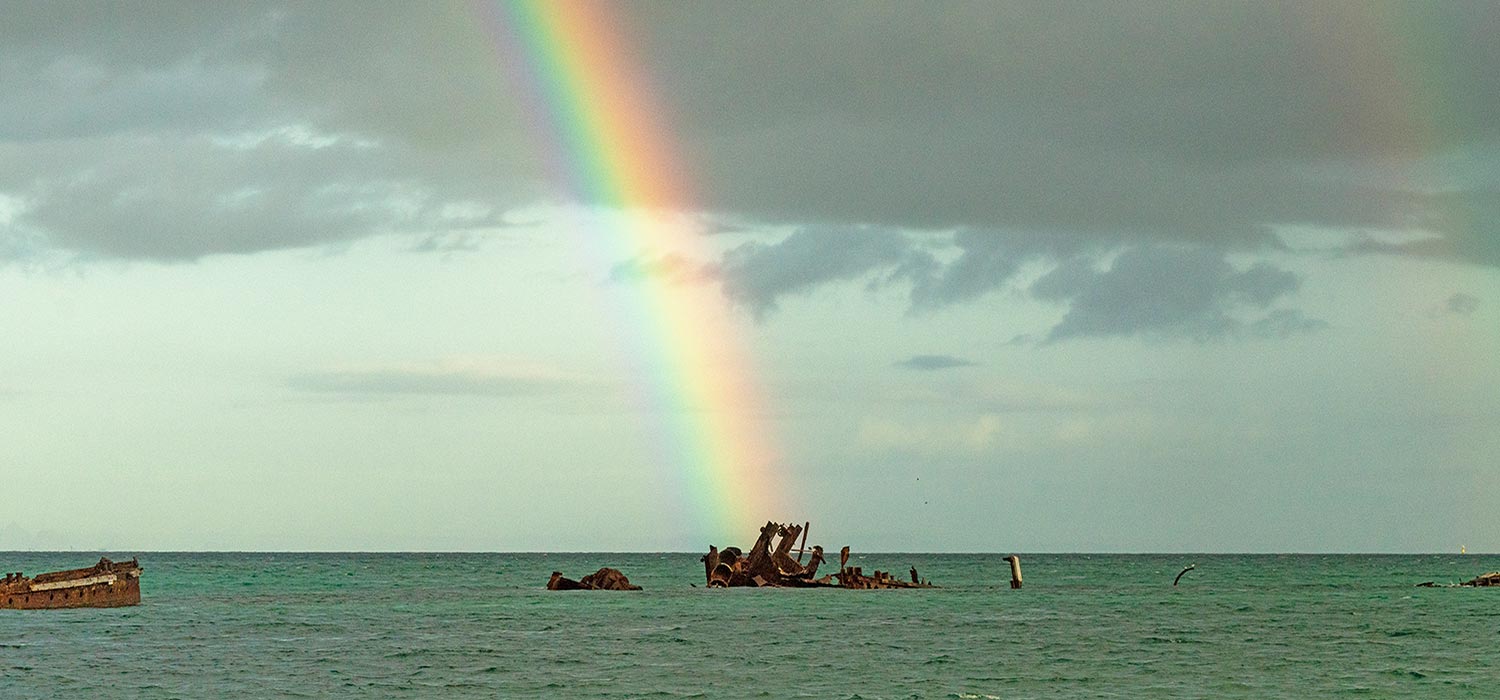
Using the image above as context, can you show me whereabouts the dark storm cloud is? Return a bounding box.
[1347,190,1500,267]
[0,1,535,260]
[633,1,1500,261]
[693,223,1319,341]
[1030,246,1314,342]
[894,355,978,371]
[2,0,1496,277]
[2,133,511,260]
[714,227,916,317]
[907,229,1097,310]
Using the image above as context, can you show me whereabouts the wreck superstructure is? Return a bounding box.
[703,521,934,589]
[1,557,143,609]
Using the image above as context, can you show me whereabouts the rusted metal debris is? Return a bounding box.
[1415,571,1500,588]
[547,567,642,591]
[702,521,934,589]
[1,557,143,609]
[1416,572,1500,590]
[1469,572,1500,587]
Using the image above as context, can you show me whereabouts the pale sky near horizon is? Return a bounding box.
[2,1,1497,552]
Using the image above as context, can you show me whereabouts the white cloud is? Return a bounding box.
[288,357,595,398]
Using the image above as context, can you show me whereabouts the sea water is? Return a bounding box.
[2,552,1496,698]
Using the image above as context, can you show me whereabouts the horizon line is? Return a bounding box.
[0,549,1489,556]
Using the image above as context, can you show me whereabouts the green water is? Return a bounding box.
[2,552,1496,698]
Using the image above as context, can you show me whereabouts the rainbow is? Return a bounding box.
[477,0,790,542]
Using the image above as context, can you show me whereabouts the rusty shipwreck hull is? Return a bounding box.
[1465,572,1500,587]
[547,567,642,591]
[1,557,143,610]
[703,521,935,589]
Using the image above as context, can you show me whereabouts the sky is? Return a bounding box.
[2,0,1496,552]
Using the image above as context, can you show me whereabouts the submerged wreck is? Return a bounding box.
[1470,572,1500,587]
[547,567,642,591]
[1,557,143,610]
[1417,571,1500,588]
[702,521,934,589]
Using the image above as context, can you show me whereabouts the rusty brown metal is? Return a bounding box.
[1416,571,1500,588]
[833,565,933,589]
[546,567,642,591]
[0,557,143,610]
[703,521,935,589]
[804,545,825,579]
[1465,571,1500,587]
[702,545,720,584]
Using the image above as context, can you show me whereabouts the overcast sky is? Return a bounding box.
[2,1,1496,552]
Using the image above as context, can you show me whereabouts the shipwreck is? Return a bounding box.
[1417,571,1500,588]
[702,521,934,589]
[1469,572,1500,587]
[547,567,642,591]
[1,557,143,610]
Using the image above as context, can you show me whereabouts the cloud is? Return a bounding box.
[714,226,917,317]
[683,225,1322,342]
[0,122,528,260]
[1248,309,1330,339]
[1447,293,1481,315]
[907,229,1096,310]
[409,231,486,255]
[1344,190,1500,267]
[1030,245,1316,342]
[894,355,978,371]
[2,2,1495,268]
[0,2,534,261]
[636,2,1500,266]
[287,359,587,398]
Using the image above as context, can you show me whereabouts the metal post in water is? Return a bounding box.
[1173,564,1196,586]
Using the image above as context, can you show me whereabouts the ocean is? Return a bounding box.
[2,552,1496,698]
